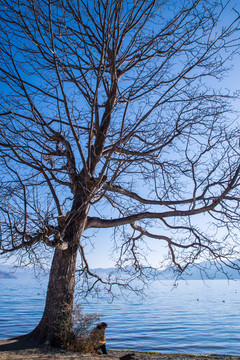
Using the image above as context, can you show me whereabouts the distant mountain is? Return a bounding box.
[148,259,240,280]
[1,259,240,282]
[0,269,16,279]
[183,260,240,280]
[91,259,240,281]
[0,264,49,282]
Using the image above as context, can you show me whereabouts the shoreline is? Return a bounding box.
[0,339,239,360]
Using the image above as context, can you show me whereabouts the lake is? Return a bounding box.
[0,276,240,356]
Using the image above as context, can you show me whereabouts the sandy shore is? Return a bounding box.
[0,339,239,360]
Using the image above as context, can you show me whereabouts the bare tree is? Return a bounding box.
[0,0,240,347]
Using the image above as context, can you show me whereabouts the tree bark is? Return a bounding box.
[28,195,90,346]
[29,244,78,346]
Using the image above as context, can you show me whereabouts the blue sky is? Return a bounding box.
[1,0,240,271]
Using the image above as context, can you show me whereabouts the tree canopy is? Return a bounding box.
[0,0,240,345]
[1,0,240,277]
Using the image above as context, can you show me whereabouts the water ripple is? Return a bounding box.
[1,279,240,355]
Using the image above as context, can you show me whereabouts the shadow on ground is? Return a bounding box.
[0,338,40,352]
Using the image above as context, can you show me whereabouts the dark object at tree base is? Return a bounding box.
[120,353,137,360]
[100,344,108,355]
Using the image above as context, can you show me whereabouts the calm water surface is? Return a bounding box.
[0,277,240,355]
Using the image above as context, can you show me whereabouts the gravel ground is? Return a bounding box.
[0,339,239,360]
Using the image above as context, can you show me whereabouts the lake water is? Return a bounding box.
[0,277,240,356]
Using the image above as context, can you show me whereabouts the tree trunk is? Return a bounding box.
[28,197,90,346]
[29,245,78,346]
